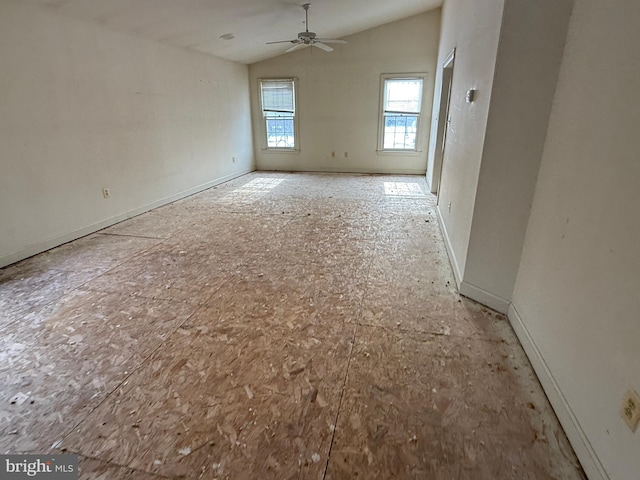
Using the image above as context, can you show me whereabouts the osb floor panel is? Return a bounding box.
[0,172,585,479]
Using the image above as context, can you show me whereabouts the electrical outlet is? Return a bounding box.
[331,151,335,158]
[621,389,640,432]
[102,188,110,199]
[232,156,236,163]
[448,201,452,212]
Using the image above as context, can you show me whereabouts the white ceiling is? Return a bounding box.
[30,0,442,64]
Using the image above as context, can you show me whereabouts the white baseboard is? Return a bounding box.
[435,208,509,314]
[0,168,253,268]
[435,202,606,479]
[425,172,433,192]
[255,165,427,175]
[459,280,510,314]
[435,206,462,286]
[508,304,608,480]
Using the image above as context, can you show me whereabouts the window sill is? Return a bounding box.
[261,148,300,154]
[376,149,423,156]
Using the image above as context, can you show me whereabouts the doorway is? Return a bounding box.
[432,49,455,200]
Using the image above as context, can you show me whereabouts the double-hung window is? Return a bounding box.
[260,78,297,150]
[379,76,425,151]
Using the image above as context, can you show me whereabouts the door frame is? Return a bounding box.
[432,48,456,200]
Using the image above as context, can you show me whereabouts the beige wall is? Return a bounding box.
[430,0,571,314]
[0,0,253,267]
[248,11,441,174]
[461,0,573,310]
[425,0,505,282]
[511,1,640,478]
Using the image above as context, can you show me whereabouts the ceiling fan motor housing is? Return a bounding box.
[266,2,346,52]
[299,31,317,43]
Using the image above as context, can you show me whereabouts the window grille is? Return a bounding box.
[260,79,296,149]
[381,77,424,151]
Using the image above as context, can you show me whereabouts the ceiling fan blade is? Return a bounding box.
[266,40,298,45]
[312,42,333,52]
[286,43,309,53]
[314,39,347,44]
[269,4,344,54]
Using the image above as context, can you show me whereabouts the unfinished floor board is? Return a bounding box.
[198,272,363,330]
[326,326,584,480]
[0,289,197,453]
[0,291,195,452]
[29,233,162,274]
[61,319,355,479]
[0,264,98,326]
[77,456,161,480]
[103,208,198,239]
[165,213,290,249]
[367,248,451,288]
[0,234,161,325]
[0,172,585,479]
[1,288,196,355]
[82,242,238,306]
[359,282,478,337]
[280,216,380,256]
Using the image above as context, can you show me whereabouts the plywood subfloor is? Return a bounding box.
[0,172,585,479]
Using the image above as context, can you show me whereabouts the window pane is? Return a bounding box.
[266,117,295,148]
[380,76,423,151]
[384,79,422,114]
[383,115,418,150]
[261,79,296,149]
[261,80,295,115]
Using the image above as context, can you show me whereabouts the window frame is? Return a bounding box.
[377,73,427,154]
[258,77,299,152]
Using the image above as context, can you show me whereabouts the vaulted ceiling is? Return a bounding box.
[28,0,442,64]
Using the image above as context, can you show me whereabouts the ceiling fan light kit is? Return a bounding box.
[266,3,347,53]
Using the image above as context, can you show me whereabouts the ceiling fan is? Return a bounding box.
[266,3,347,53]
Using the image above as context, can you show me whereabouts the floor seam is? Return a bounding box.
[322,204,383,479]
[54,303,206,455]
[2,173,585,479]
[74,453,170,479]
[99,232,170,240]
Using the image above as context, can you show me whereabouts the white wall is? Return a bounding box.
[0,0,254,267]
[425,0,505,282]
[510,1,640,479]
[461,0,573,310]
[248,11,440,174]
[430,0,571,313]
